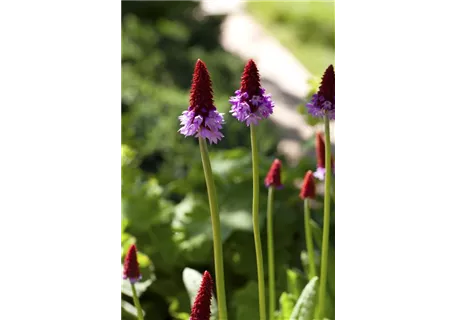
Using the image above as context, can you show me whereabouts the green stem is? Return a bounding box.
[198,137,228,320]
[304,198,317,279]
[267,186,275,320]
[317,116,332,319]
[250,125,266,320]
[131,282,144,320]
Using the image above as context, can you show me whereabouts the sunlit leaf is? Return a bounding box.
[290,276,319,320]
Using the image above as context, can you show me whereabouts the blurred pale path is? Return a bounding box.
[201,0,335,164]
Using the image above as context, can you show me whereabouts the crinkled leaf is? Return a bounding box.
[232,281,261,320]
[290,276,319,320]
[121,144,137,166]
[123,178,174,231]
[287,269,305,300]
[279,292,296,320]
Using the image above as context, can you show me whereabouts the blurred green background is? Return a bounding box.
[121,1,334,319]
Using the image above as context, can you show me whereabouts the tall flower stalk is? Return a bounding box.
[299,170,317,279]
[230,59,275,320]
[250,124,266,320]
[123,244,144,320]
[264,159,283,319]
[307,65,335,319]
[318,118,332,318]
[178,59,227,319]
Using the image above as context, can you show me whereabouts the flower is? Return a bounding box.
[123,244,142,283]
[229,59,274,126]
[306,64,335,120]
[299,170,316,199]
[264,159,283,189]
[178,59,224,144]
[314,132,335,181]
[190,271,213,320]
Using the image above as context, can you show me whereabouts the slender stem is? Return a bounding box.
[317,115,332,319]
[198,137,228,320]
[267,186,275,320]
[131,283,144,320]
[304,198,317,279]
[250,125,266,320]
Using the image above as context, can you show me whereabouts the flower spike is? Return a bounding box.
[264,159,283,189]
[299,170,316,200]
[306,64,335,120]
[190,271,213,320]
[314,132,335,180]
[178,59,224,144]
[123,244,142,283]
[229,59,275,126]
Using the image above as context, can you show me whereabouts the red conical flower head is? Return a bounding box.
[190,59,216,117]
[264,159,283,189]
[299,170,316,199]
[123,244,141,283]
[229,59,274,125]
[318,64,335,104]
[190,271,213,320]
[240,59,262,111]
[306,64,335,120]
[316,132,326,169]
[240,59,261,96]
[179,59,224,144]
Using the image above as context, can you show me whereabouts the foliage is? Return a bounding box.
[121,2,334,319]
[289,277,318,320]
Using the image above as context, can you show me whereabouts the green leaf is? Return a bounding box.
[120,279,154,297]
[210,149,251,178]
[120,212,129,235]
[121,144,136,166]
[289,277,319,320]
[310,220,335,298]
[310,221,335,318]
[300,251,310,278]
[279,292,296,320]
[172,195,215,263]
[168,298,191,320]
[121,300,141,319]
[287,269,305,299]
[232,281,261,320]
[182,268,218,320]
[122,178,175,232]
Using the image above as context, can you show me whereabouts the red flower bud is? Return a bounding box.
[190,59,215,116]
[123,244,141,283]
[299,170,316,199]
[190,271,213,320]
[264,159,283,189]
